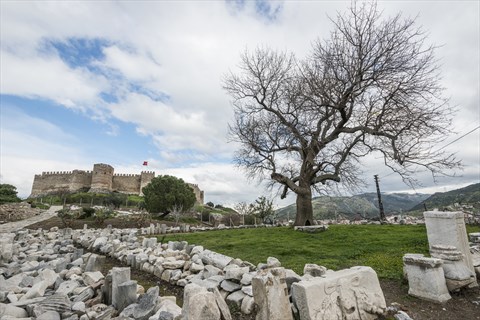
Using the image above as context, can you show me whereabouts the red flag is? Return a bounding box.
[143,161,148,166]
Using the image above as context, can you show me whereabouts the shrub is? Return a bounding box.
[78,207,95,219]
[57,209,77,228]
[94,208,116,227]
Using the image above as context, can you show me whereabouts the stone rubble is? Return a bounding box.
[0,224,395,320]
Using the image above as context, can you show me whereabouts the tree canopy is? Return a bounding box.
[142,175,196,215]
[0,184,21,204]
[223,3,460,226]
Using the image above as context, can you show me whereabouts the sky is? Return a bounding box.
[1,0,479,208]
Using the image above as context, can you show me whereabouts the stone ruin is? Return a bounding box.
[0,224,392,320]
[403,211,479,303]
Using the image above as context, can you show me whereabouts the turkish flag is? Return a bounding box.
[143,161,148,166]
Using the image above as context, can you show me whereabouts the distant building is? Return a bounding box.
[30,163,204,204]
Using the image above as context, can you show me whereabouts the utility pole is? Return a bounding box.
[374,175,386,222]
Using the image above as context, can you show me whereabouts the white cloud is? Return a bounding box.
[0,49,108,111]
[106,92,228,155]
[100,45,164,84]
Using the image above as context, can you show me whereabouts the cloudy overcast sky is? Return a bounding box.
[1,0,479,207]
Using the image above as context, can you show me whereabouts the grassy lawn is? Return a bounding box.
[160,224,480,280]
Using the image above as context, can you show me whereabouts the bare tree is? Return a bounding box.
[223,3,460,226]
[169,203,184,227]
[234,201,255,225]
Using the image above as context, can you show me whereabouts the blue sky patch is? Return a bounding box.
[46,37,110,70]
[255,0,282,21]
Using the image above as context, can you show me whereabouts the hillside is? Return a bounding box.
[275,192,430,221]
[358,193,430,214]
[409,183,480,212]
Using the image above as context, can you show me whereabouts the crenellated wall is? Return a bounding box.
[140,171,155,196]
[112,174,141,194]
[31,170,92,197]
[30,164,204,204]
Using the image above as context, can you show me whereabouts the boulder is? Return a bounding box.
[149,299,182,320]
[182,284,220,320]
[0,302,28,318]
[83,271,104,286]
[199,250,233,269]
[133,286,159,320]
[220,280,241,292]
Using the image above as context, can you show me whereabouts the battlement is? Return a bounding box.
[30,163,203,204]
[40,170,91,176]
[41,171,73,175]
[114,173,140,177]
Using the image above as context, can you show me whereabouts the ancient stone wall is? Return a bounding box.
[30,164,204,204]
[188,184,204,204]
[30,171,92,197]
[140,171,155,196]
[71,170,93,192]
[112,174,141,194]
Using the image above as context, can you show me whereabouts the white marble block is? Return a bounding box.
[252,267,293,320]
[403,254,451,303]
[424,211,477,285]
[291,266,386,320]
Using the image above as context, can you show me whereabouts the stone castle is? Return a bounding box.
[30,163,204,204]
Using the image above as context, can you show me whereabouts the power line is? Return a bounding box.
[437,126,480,151]
[378,125,480,179]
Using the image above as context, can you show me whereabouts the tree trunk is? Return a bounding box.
[294,188,313,226]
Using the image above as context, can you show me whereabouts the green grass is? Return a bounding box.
[160,224,480,280]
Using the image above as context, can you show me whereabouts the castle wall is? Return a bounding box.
[30,171,91,197]
[188,183,204,205]
[30,164,204,203]
[71,170,93,191]
[112,174,141,194]
[140,171,155,196]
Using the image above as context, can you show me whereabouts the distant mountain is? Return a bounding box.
[275,192,430,221]
[358,193,430,213]
[409,183,480,212]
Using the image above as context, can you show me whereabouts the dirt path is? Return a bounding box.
[0,205,62,233]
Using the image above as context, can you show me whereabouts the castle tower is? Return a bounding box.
[90,163,114,193]
[140,171,155,195]
[188,183,204,205]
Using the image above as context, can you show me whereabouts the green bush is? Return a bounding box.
[94,208,116,227]
[78,207,95,219]
[142,175,196,215]
[0,184,21,204]
[57,209,78,228]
